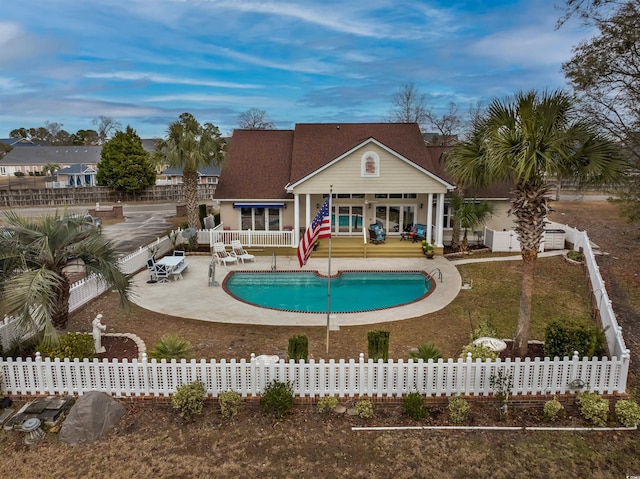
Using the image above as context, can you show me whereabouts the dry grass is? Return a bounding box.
[1,405,639,479]
[68,255,592,362]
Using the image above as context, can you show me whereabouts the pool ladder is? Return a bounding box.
[429,268,443,283]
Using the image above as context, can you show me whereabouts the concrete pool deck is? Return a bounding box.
[130,255,462,327]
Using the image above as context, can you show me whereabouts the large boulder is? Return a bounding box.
[59,391,126,444]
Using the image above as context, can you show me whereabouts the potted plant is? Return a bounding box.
[422,240,435,259]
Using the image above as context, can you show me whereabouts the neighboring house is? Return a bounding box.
[53,164,97,187]
[157,166,221,186]
[0,145,101,177]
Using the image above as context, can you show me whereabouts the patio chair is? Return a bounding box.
[213,242,238,266]
[154,263,171,283]
[368,223,386,244]
[173,250,185,256]
[146,258,157,281]
[410,224,427,243]
[230,240,256,264]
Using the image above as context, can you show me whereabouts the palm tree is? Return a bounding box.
[446,90,625,356]
[155,113,225,248]
[448,192,493,252]
[0,211,130,345]
[458,201,493,252]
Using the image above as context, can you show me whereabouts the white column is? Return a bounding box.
[294,194,300,245]
[426,193,434,245]
[305,193,311,228]
[435,193,445,247]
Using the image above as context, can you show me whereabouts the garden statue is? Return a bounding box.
[92,314,107,353]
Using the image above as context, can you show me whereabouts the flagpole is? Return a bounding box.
[326,185,333,354]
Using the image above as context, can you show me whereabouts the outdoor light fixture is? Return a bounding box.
[420,203,423,209]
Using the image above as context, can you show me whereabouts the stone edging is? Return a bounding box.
[103,332,147,360]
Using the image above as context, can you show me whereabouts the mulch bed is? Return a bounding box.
[498,341,545,360]
[96,336,139,361]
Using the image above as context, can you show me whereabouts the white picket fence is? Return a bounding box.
[0,221,631,398]
[0,352,628,398]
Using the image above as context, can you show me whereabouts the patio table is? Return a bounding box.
[156,256,188,280]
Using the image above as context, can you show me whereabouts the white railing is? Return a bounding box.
[209,229,295,248]
[0,352,627,397]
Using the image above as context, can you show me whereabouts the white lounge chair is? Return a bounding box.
[230,240,256,264]
[213,242,238,266]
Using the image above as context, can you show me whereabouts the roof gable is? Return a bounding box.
[56,164,97,174]
[287,137,453,191]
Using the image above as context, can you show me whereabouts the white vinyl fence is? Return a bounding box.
[0,352,628,398]
[0,222,631,398]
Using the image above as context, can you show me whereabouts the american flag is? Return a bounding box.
[297,196,331,267]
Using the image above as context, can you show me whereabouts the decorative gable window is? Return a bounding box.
[361,151,380,177]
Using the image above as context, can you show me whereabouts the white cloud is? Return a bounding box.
[0,77,33,94]
[470,27,578,67]
[204,0,433,39]
[0,21,61,64]
[212,46,337,74]
[85,71,261,89]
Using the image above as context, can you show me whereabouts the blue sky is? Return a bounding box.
[0,0,589,138]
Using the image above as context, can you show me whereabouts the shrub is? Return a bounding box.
[218,390,242,419]
[615,399,640,427]
[317,396,339,414]
[543,397,565,422]
[172,381,207,420]
[14,171,25,177]
[448,396,470,424]
[576,391,609,426]
[470,320,498,341]
[37,332,95,360]
[355,399,374,419]
[409,343,442,361]
[543,318,607,359]
[402,392,427,420]
[148,335,193,360]
[287,334,309,362]
[460,344,498,361]
[367,330,390,361]
[260,380,294,419]
[566,250,584,262]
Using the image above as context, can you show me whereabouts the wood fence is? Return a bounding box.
[0,352,628,398]
[0,184,216,207]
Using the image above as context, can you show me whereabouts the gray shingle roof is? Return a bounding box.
[0,146,102,166]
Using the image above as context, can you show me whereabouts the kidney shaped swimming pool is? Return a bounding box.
[223,271,435,313]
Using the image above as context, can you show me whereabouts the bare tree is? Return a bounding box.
[93,116,122,144]
[425,102,462,145]
[388,83,431,131]
[238,108,275,129]
[44,121,64,142]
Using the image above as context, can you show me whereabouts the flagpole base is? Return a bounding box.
[329,314,340,331]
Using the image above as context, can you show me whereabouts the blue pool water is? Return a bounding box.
[224,271,434,313]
